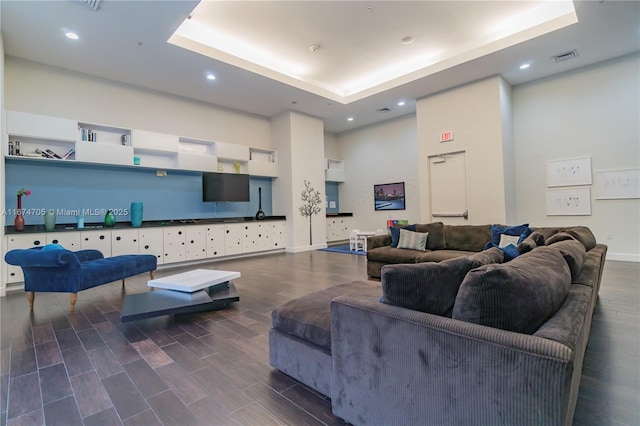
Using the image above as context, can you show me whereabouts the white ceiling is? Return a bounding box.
[1,1,639,134]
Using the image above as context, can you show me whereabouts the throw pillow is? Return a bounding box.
[389,224,417,247]
[452,246,572,334]
[41,243,65,251]
[380,247,504,317]
[485,223,532,261]
[397,229,428,251]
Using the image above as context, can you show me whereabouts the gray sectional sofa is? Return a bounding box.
[269,224,607,426]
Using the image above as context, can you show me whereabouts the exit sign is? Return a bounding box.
[440,131,454,142]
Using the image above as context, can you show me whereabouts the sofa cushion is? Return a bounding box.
[548,239,587,280]
[517,231,546,254]
[452,246,572,334]
[389,224,416,247]
[545,231,575,245]
[443,224,492,252]
[566,226,597,251]
[397,229,428,251]
[414,222,446,249]
[271,281,381,351]
[380,247,503,317]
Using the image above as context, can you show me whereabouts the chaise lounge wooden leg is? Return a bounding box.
[122,279,125,288]
[70,293,78,312]
[150,270,155,279]
[27,292,35,310]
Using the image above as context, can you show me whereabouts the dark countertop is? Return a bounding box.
[326,212,353,217]
[5,216,287,235]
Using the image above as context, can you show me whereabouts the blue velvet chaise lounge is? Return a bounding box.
[5,246,157,311]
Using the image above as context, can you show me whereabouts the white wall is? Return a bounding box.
[416,76,512,225]
[337,114,418,232]
[4,57,272,148]
[0,34,5,295]
[513,53,640,261]
[324,131,339,159]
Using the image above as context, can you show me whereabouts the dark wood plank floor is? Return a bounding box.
[1,251,638,425]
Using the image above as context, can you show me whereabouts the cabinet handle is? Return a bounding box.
[133,239,137,242]
[116,236,121,241]
[53,240,58,244]
[84,237,89,241]
[34,240,41,245]
[145,245,149,249]
[178,231,182,235]
[100,236,105,240]
[190,240,194,244]
[10,272,15,277]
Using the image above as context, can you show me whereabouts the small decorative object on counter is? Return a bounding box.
[255,187,265,220]
[130,202,143,227]
[44,209,56,231]
[104,209,116,227]
[14,188,31,232]
[234,162,241,173]
[77,215,85,229]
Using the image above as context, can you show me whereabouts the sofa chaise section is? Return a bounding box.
[269,281,381,396]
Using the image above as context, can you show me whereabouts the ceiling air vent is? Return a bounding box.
[551,49,578,63]
[377,107,392,113]
[72,0,100,10]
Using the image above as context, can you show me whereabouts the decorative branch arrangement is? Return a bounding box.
[299,179,322,245]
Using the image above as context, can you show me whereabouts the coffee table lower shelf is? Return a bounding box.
[120,282,239,322]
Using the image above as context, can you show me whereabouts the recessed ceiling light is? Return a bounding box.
[398,101,406,106]
[206,73,216,80]
[347,117,354,122]
[519,63,531,70]
[65,32,79,40]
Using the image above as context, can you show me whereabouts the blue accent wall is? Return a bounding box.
[5,160,273,225]
[325,182,340,213]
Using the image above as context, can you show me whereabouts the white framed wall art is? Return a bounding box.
[546,187,592,216]
[546,157,592,187]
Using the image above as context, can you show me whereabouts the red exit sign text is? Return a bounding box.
[440,131,454,142]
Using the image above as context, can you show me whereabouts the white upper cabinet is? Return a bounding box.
[6,111,76,142]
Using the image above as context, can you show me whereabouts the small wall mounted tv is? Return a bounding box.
[202,172,250,202]
[374,182,406,211]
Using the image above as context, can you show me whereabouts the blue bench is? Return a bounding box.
[5,246,157,311]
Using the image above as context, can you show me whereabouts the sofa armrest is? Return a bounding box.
[331,295,575,426]
[366,234,391,251]
[74,249,105,263]
[5,248,81,269]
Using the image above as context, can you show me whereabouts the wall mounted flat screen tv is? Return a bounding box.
[202,172,250,202]
[374,182,406,211]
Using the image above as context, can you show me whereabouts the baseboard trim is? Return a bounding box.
[286,244,327,253]
[606,252,640,262]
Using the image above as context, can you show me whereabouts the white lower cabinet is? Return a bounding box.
[163,226,186,264]
[206,225,225,258]
[46,232,81,250]
[242,222,271,252]
[2,220,286,292]
[271,221,286,249]
[139,228,164,265]
[224,223,243,256]
[326,216,353,242]
[111,229,140,256]
[6,233,47,284]
[80,230,112,257]
[186,225,207,261]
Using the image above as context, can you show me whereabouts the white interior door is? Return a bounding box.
[429,151,469,224]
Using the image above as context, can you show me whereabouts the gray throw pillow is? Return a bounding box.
[452,246,571,334]
[551,239,587,280]
[380,248,503,317]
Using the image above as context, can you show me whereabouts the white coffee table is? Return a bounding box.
[120,269,241,322]
[148,269,241,292]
